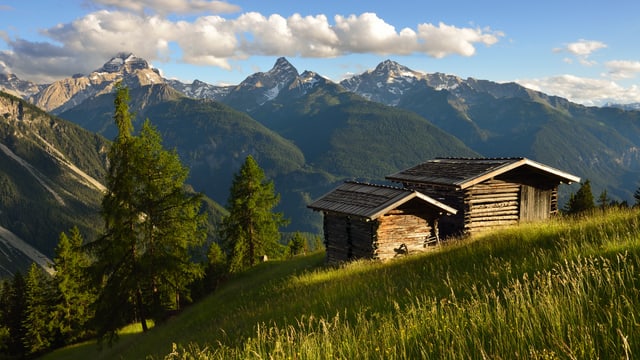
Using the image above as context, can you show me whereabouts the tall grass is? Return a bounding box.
[45,209,640,359]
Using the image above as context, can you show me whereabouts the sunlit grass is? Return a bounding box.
[45,208,640,359]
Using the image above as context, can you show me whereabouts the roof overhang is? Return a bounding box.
[457,158,581,189]
[366,191,457,220]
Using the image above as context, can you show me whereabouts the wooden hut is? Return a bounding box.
[307,181,456,263]
[386,157,580,237]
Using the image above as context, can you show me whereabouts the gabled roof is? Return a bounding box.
[307,181,457,220]
[386,157,581,190]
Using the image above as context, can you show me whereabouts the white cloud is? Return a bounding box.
[89,0,241,15]
[605,60,640,80]
[555,39,607,66]
[566,39,607,56]
[417,22,502,58]
[517,75,640,106]
[0,10,502,83]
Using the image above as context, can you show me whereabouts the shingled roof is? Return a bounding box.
[386,158,580,189]
[307,181,456,220]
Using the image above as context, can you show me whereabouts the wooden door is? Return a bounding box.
[519,185,551,222]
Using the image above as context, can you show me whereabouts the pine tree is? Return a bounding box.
[88,85,205,343]
[634,185,640,207]
[0,280,12,353]
[597,189,610,211]
[22,263,55,355]
[287,232,307,257]
[52,227,95,344]
[564,179,595,215]
[4,272,26,356]
[220,155,288,272]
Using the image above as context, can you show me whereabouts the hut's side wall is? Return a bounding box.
[349,218,376,260]
[323,213,376,264]
[464,179,520,234]
[323,213,351,264]
[374,203,438,260]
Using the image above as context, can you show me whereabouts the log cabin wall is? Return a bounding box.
[399,182,465,238]
[323,213,376,264]
[374,201,439,260]
[323,213,351,264]
[322,200,443,263]
[349,217,376,260]
[464,179,521,234]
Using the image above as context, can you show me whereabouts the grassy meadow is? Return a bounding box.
[43,208,640,359]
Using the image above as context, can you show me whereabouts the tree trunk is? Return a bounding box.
[136,288,148,332]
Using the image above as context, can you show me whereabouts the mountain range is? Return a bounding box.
[2,52,640,275]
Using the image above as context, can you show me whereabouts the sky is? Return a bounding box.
[1,0,639,106]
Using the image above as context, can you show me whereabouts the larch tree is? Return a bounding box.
[52,227,95,344]
[220,155,287,272]
[88,84,205,343]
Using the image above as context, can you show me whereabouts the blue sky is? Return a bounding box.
[1,0,639,105]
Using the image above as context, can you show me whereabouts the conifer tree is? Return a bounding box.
[597,189,610,211]
[3,272,26,356]
[52,227,95,344]
[287,232,307,257]
[88,85,205,343]
[220,155,287,272]
[22,263,55,355]
[564,179,595,215]
[634,185,640,207]
[0,280,12,353]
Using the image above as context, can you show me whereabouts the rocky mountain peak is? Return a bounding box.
[285,70,327,95]
[242,57,299,88]
[0,73,45,99]
[31,53,164,114]
[340,60,426,106]
[97,52,152,74]
[373,59,423,80]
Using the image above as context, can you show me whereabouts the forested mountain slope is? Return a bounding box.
[0,92,108,274]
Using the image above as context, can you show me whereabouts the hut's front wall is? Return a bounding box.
[323,202,441,263]
[464,179,521,234]
[374,205,438,260]
[519,184,555,222]
[400,182,465,238]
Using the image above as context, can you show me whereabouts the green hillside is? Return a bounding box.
[43,209,640,359]
[253,81,479,180]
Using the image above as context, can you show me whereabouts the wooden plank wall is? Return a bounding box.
[464,179,520,234]
[401,183,465,238]
[519,185,552,222]
[324,213,376,264]
[350,218,376,259]
[324,213,351,264]
[374,207,437,260]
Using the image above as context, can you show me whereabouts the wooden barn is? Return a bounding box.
[307,181,457,263]
[386,157,580,237]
